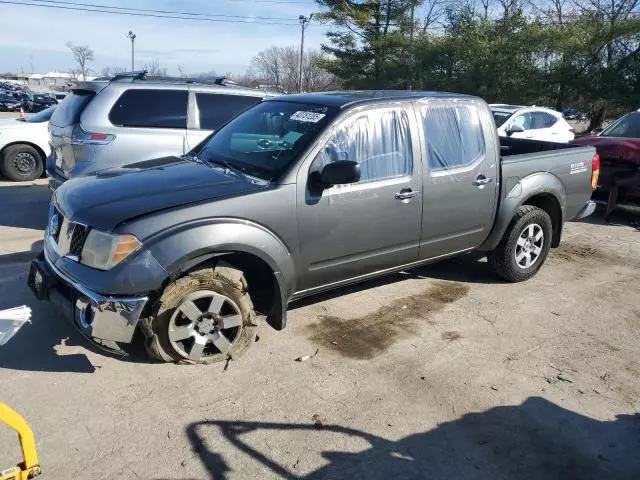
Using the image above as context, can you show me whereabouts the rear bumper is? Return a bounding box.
[28,250,148,354]
[45,157,65,191]
[573,200,597,220]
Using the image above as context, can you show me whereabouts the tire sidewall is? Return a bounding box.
[1,145,44,181]
[502,208,553,280]
[152,272,256,364]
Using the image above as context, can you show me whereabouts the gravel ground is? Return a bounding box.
[0,180,639,479]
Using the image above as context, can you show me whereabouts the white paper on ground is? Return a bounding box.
[0,306,32,346]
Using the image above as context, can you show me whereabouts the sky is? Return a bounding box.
[0,0,327,76]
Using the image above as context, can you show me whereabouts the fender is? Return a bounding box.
[144,218,295,327]
[479,172,566,252]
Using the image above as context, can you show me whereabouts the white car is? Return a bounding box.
[0,106,53,181]
[491,104,575,143]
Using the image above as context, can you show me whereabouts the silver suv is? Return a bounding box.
[46,72,274,190]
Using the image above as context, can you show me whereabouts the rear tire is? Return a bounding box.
[146,262,258,364]
[1,144,44,181]
[488,205,552,282]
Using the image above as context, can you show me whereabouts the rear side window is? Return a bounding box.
[109,89,188,129]
[421,104,486,171]
[196,93,262,130]
[532,112,558,129]
[50,91,94,127]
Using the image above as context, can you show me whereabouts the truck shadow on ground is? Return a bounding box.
[0,260,153,373]
[180,397,640,480]
[0,182,51,230]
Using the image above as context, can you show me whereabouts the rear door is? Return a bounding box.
[49,90,96,178]
[186,91,263,151]
[417,100,500,258]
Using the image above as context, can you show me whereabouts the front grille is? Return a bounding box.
[70,224,90,257]
[48,204,90,259]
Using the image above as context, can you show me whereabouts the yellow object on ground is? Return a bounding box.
[0,402,41,479]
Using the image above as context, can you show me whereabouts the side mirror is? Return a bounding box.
[319,160,361,187]
[506,124,525,136]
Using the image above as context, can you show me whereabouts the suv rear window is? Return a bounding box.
[196,93,262,130]
[50,90,94,127]
[109,89,188,129]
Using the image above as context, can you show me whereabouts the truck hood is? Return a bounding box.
[572,136,640,165]
[54,156,268,230]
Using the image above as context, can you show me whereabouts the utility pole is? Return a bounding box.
[408,1,415,90]
[126,30,136,71]
[298,14,313,93]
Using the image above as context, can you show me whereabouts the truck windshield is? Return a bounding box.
[196,101,338,181]
[492,111,512,127]
[600,112,640,138]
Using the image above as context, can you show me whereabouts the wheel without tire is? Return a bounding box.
[1,144,44,181]
[146,263,258,363]
[488,205,552,282]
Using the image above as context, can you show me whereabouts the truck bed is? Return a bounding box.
[497,136,596,222]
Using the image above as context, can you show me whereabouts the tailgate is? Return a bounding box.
[48,90,95,178]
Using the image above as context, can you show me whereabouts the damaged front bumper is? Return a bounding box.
[28,250,148,354]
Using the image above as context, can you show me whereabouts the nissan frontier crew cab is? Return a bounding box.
[29,91,598,364]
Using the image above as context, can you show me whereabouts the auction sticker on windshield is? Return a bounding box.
[290,111,326,123]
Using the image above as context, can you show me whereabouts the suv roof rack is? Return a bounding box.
[111,70,148,82]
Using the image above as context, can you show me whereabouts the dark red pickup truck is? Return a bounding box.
[573,111,640,217]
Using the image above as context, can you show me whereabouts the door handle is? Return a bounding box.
[473,175,493,187]
[395,188,420,200]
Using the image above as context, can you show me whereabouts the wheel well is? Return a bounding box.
[183,252,284,331]
[1,142,47,163]
[523,194,563,247]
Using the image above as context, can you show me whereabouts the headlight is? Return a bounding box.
[80,230,141,270]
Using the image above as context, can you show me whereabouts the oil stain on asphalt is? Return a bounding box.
[306,281,469,359]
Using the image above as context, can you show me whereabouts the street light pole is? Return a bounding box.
[126,31,136,71]
[298,14,312,93]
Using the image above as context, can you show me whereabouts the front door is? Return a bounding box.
[296,106,423,291]
[417,100,500,258]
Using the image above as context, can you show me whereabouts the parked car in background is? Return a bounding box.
[0,93,22,112]
[491,105,575,143]
[572,111,640,217]
[0,106,54,181]
[46,71,276,190]
[25,93,58,113]
[30,91,597,362]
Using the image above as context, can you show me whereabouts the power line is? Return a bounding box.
[0,0,301,25]
[30,0,297,21]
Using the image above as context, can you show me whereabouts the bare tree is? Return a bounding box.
[250,46,338,92]
[423,0,445,30]
[143,59,168,78]
[65,42,94,81]
[177,65,185,78]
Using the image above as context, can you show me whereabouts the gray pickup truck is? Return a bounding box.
[28,91,597,363]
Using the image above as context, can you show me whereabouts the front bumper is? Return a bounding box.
[573,200,597,220]
[28,250,148,353]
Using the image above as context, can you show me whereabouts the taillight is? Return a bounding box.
[591,153,600,190]
[71,125,115,145]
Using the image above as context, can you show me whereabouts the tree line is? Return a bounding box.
[316,0,640,128]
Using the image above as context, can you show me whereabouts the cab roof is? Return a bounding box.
[267,90,479,109]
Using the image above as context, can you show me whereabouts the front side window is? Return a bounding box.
[197,101,338,181]
[196,93,262,131]
[313,109,412,185]
[531,112,557,129]
[421,104,486,171]
[109,89,188,129]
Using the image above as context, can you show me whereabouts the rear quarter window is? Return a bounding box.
[196,93,262,130]
[109,89,188,129]
[49,91,94,127]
